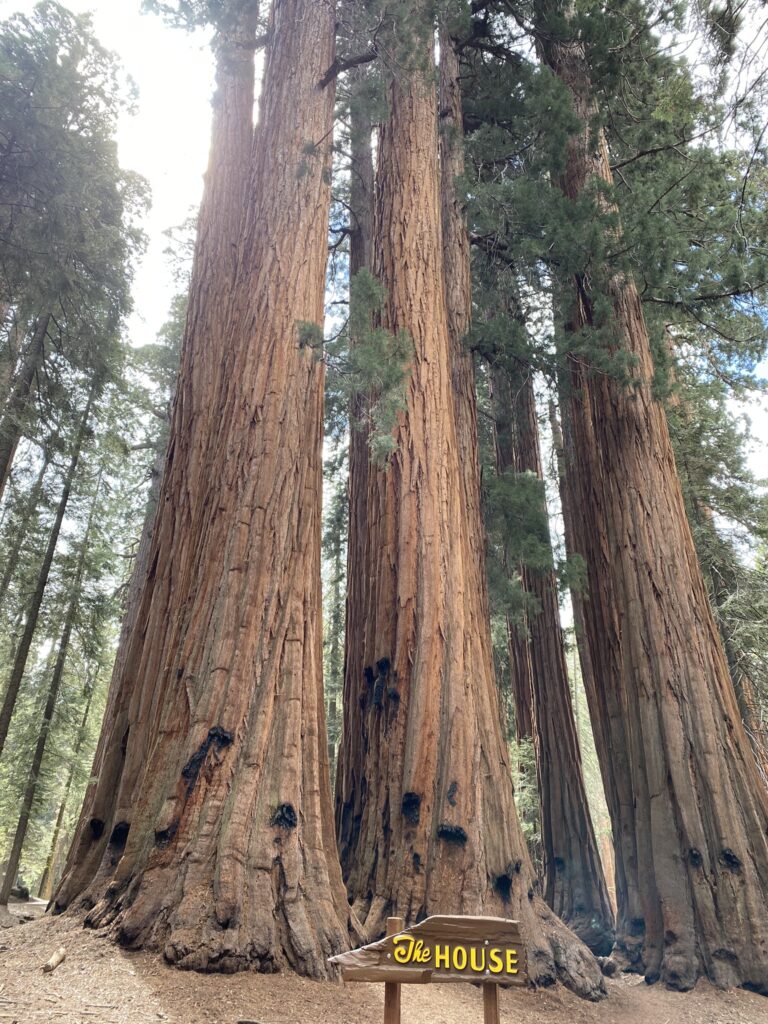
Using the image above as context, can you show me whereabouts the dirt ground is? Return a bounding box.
[0,907,765,1024]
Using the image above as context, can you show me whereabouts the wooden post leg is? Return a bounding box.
[383,916,404,1024]
[483,983,499,1024]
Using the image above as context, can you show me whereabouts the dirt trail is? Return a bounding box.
[0,912,765,1024]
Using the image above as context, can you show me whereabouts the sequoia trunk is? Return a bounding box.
[539,8,768,991]
[54,0,258,911]
[497,364,614,954]
[55,0,351,977]
[334,51,375,865]
[335,21,604,998]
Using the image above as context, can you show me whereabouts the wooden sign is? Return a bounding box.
[329,916,528,1024]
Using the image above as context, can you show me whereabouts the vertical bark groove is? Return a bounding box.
[336,26,604,999]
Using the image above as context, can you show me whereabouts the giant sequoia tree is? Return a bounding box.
[54,0,351,975]
[335,8,603,998]
[55,0,259,912]
[537,0,768,992]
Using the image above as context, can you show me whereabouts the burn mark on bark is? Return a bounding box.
[554,856,565,871]
[270,803,298,829]
[89,818,105,840]
[446,781,458,807]
[363,666,375,687]
[181,725,233,795]
[493,873,512,903]
[527,887,534,901]
[373,658,389,708]
[436,823,467,845]
[154,820,179,848]
[412,852,421,873]
[401,792,421,824]
[688,847,703,868]
[629,917,645,936]
[720,848,741,873]
[109,821,130,848]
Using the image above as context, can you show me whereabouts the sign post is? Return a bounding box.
[330,915,527,1024]
[384,917,403,1024]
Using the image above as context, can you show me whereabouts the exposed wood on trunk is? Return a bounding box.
[0,314,48,501]
[56,0,351,977]
[335,22,604,999]
[0,384,94,759]
[539,8,768,991]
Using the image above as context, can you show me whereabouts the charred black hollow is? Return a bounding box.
[493,873,512,903]
[181,724,233,795]
[89,818,105,840]
[109,821,130,847]
[720,848,741,872]
[154,820,179,848]
[401,792,421,825]
[270,803,297,829]
[446,780,458,807]
[437,823,468,845]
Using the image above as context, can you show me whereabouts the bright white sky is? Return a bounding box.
[1,0,765,484]
[0,0,216,351]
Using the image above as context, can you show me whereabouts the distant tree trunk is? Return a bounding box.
[55,0,258,913]
[549,398,642,966]
[0,440,53,611]
[0,384,94,759]
[335,20,604,998]
[539,7,768,991]
[0,313,48,500]
[38,680,95,902]
[491,366,535,742]
[0,469,98,908]
[55,0,350,976]
[498,364,614,954]
[334,45,375,867]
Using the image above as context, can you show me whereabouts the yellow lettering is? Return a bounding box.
[435,945,450,969]
[488,949,504,974]
[392,935,414,965]
[505,948,519,974]
[469,947,486,972]
[453,946,468,971]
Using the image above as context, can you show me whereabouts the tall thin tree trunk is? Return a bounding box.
[0,468,99,908]
[56,0,351,976]
[55,0,258,913]
[0,314,48,501]
[38,679,95,902]
[492,367,536,742]
[499,365,614,954]
[0,384,94,759]
[539,7,768,991]
[0,441,54,612]
[335,18,604,998]
[549,398,642,967]
[334,38,375,870]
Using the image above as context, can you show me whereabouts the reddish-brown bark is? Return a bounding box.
[55,0,260,914]
[54,0,351,976]
[496,365,614,955]
[335,25,604,998]
[539,11,768,991]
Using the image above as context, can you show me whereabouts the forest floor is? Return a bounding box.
[0,906,765,1024]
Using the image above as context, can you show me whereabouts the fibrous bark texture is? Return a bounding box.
[540,13,768,992]
[495,364,614,955]
[55,0,260,916]
[335,29,604,999]
[54,0,351,977]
